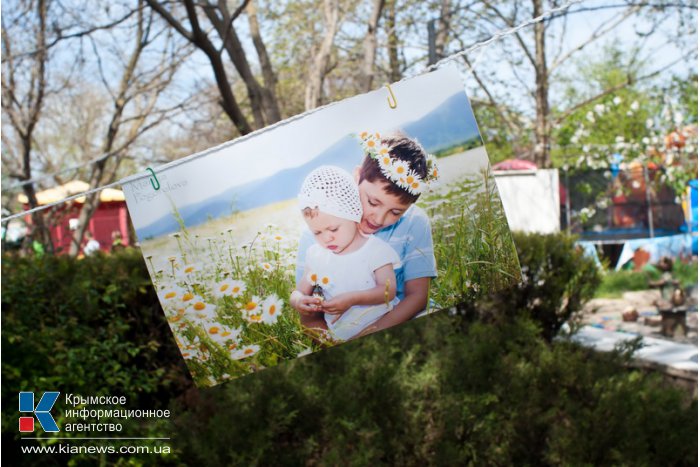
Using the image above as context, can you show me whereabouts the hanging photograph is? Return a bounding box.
[122,66,520,387]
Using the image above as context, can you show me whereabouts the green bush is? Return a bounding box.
[672,259,699,290]
[1,235,695,466]
[1,250,186,465]
[497,232,602,341]
[169,314,697,466]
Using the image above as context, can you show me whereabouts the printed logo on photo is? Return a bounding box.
[19,392,60,433]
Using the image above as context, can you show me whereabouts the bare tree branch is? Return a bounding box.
[550,6,639,72]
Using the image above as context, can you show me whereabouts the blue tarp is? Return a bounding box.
[687,179,697,254]
[614,233,693,270]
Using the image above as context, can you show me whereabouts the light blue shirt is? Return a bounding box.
[296,205,437,300]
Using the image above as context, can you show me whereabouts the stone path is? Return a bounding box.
[579,290,698,346]
[569,289,698,392]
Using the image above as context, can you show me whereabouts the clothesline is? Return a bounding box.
[0,0,583,225]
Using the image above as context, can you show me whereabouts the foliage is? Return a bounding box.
[552,49,698,198]
[1,249,186,465]
[423,168,521,309]
[472,102,530,164]
[170,314,697,466]
[498,232,602,341]
[672,258,700,290]
[596,269,661,298]
[2,235,696,466]
[150,224,323,387]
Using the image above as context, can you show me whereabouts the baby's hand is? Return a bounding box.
[290,291,323,315]
[321,292,355,319]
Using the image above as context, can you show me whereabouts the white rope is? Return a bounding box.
[1,0,583,224]
[5,151,170,191]
[4,179,125,222]
[5,153,112,191]
[423,0,583,74]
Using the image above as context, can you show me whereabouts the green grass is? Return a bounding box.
[595,260,697,298]
[420,167,521,307]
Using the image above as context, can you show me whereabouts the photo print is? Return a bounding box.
[122,66,520,386]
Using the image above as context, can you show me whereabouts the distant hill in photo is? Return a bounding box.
[136,91,482,240]
[137,136,363,239]
[403,91,482,153]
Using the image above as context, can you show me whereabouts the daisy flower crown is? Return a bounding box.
[357,131,439,195]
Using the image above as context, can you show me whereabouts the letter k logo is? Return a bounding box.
[19,392,60,432]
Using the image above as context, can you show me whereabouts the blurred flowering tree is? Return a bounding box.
[550,47,697,229]
[554,70,697,198]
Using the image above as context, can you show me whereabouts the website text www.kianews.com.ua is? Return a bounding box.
[21,443,170,455]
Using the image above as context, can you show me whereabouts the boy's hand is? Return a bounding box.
[321,292,356,322]
[290,292,323,315]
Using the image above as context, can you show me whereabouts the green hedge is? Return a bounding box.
[1,250,186,466]
[170,315,696,466]
[1,235,696,466]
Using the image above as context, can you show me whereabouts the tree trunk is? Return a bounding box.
[69,2,143,255]
[435,0,451,59]
[6,0,54,253]
[203,3,266,129]
[386,0,401,82]
[360,0,385,92]
[532,0,550,168]
[22,167,53,253]
[247,0,281,123]
[305,0,340,109]
[145,0,253,134]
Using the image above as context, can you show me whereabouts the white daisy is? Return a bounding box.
[308,272,320,285]
[179,291,202,305]
[212,279,246,299]
[242,296,263,323]
[403,170,418,187]
[158,285,185,304]
[390,159,410,180]
[261,294,284,325]
[204,323,242,346]
[190,300,217,321]
[363,133,380,151]
[230,344,260,360]
[318,275,332,288]
[407,179,424,195]
[176,262,205,279]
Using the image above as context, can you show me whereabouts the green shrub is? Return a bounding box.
[170,314,697,466]
[2,237,695,466]
[494,232,602,341]
[1,250,186,465]
[673,259,699,289]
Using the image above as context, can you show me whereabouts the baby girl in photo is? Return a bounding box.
[290,166,401,341]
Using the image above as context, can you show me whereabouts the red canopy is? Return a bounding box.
[493,159,538,171]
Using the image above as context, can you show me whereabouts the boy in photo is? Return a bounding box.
[293,132,439,337]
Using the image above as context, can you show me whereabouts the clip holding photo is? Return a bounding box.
[384,83,397,109]
[147,167,160,191]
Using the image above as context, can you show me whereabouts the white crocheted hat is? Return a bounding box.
[298,166,362,223]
